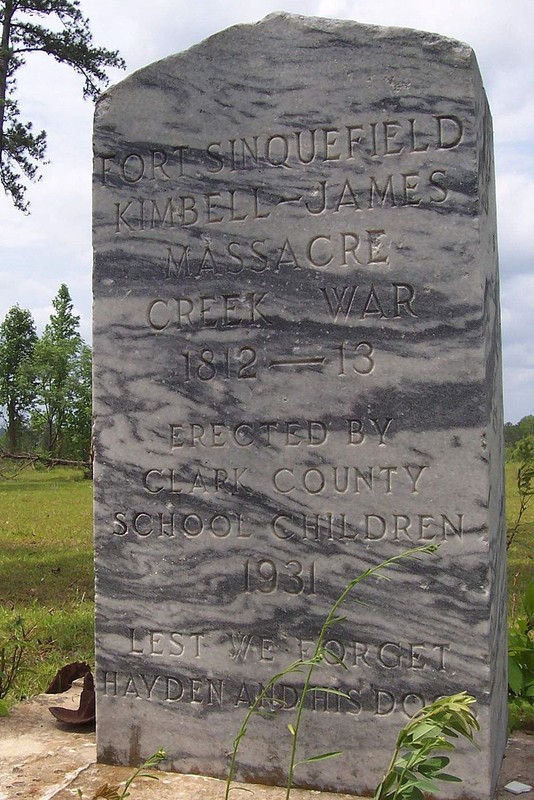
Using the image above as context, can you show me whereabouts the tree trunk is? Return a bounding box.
[0,0,14,165]
[7,399,17,451]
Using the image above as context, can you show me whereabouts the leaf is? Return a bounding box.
[435,772,463,782]
[288,724,296,736]
[378,771,396,793]
[417,757,450,778]
[424,755,450,769]
[524,580,534,617]
[508,657,525,694]
[322,648,348,668]
[297,750,343,765]
[255,710,276,719]
[417,778,441,793]
[401,785,424,800]
[409,721,440,741]
[325,615,346,626]
[509,645,532,655]
[312,687,350,698]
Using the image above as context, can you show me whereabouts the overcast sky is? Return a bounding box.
[0,0,532,422]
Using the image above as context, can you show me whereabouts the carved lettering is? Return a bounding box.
[147,292,271,330]
[168,418,386,449]
[143,467,249,495]
[271,511,463,542]
[128,629,203,658]
[320,284,416,321]
[271,464,429,496]
[298,639,448,672]
[112,511,250,539]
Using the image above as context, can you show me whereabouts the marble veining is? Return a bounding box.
[93,13,506,798]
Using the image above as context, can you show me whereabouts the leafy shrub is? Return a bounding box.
[374,693,478,800]
[509,579,534,722]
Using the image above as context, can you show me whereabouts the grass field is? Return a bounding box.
[0,459,533,714]
[0,463,93,709]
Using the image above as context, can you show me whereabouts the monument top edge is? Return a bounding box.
[95,11,475,106]
[259,12,472,51]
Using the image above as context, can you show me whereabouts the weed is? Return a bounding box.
[374,693,479,800]
[507,439,534,551]
[76,749,166,799]
[508,578,534,727]
[506,458,534,598]
[0,614,36,714]
[225,544,441,800]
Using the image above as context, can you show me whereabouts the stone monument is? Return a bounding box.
[92,14,506,797]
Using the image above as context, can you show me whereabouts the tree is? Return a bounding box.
[505,422,520,449]
[0,303,36,450]
[504,416,534,450]
[29,283,90,458]
[47,280,80,341]
[62,338,91,458]
[0,0,125,211]
[517,415,534,441]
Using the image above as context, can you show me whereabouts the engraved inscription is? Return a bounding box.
[297,639,449,672]
[96,115,464,186]
[182,347,257,382]
[163,238,417,278]
[114,188,271,232]
[271,511,464,542]
[112,511,250,538]
[129,628,204,658]
[243,558,316,594]
[169,418,393,448]
[112,171,449,236]
[143,467,249,495]
[174,346,380,381]
[230,634,276,662]
[321,285,417,322]
[271,464,428,495]
[125,627,450,673]
[147,292,270,330]
[98,670,445,717]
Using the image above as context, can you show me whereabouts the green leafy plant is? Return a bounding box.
[225,544,440,800]
[374,693,479,800]
[76,749,166,800]
[508,578,534,726]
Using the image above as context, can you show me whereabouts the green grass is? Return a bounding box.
[0,459,532,718]
[0,462,93,709]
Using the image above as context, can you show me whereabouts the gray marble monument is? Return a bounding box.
[92,14,506,797]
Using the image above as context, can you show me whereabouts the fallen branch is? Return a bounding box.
[0,449,91,476]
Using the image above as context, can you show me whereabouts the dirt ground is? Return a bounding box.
[0,684,532,800]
